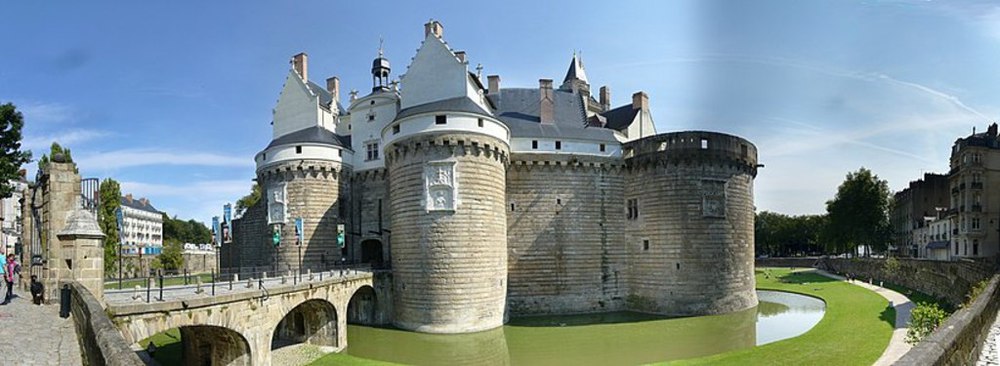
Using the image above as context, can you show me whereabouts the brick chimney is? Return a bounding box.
[140,198,148,206]
[488,75,500,95]
[125,194,133,204]
[989,123,998,138]
[540,79,554,124]
[424,19,444,38]
[600,86,611,111]
[632,91,648,110]
[291,52,308,81]
[455,51,466,63]
[326,76,340,103]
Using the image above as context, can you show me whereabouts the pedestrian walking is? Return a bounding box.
[0,251,6,304]
[2,253,17,305]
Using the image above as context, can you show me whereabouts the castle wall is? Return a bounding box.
[258,160,351,273]
[505,153,627,315]
[350,169,389,264]
[386,132,509,333]
[623,131,759,316]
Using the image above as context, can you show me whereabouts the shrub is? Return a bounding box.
[963,279,990,308]
[906,303,947,344]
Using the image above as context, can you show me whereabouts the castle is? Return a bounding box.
[225,20,760,334]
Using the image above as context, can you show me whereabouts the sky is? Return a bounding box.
[2,0,999,223]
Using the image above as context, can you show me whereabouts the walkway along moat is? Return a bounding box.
[339,290,824,366]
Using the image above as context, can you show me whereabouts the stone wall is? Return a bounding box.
[350,169,389,264]
[227,197,270,273]
[505,153,627,315]
[258,160,352,272]
[69,281,144,366]
[896,274,1000,365]
[819,258,995,306]
[386,132,509,333]
[755,257,822,269]
[622,131,759,316]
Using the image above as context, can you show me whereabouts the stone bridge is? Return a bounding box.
[105,270,391,366]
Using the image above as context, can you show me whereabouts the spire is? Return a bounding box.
[560,51,590,93]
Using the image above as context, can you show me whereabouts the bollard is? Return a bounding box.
[308,269,313,281]
[281,275,287,285]
[59,285,71,318]
[195,277,204,294]
[233,273,240,282]
[132,285,141,301]
[263,271,268,280]
[246,278,254,289]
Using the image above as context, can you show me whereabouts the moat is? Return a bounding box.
[340,290,824,365]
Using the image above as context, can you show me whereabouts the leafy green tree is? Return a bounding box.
[755,211,829,256]
[236,183,261,215]
[157,238,184,271]
[906,303,946,344]
[0,103,32,198]
[98,179,122,274]
[825,168,892,257]
[161,213,212,244]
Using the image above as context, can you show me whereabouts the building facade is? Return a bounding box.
[226,20,760,334]
[948,123,1000,259]
[890,173,950,256]
[1,176,27,255]
[120,194,163,255]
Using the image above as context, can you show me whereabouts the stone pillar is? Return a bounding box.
[56,200,106,300]
[386,132,509,333]
[40,160,82,301]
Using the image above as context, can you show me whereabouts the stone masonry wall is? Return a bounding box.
[350,169,389,264]
[258,160,351,273]
[40,162,81,302]
[70,281,144,366]
[623,131,759,316]
[505,153,627,315]
[819,257,995,306]
[228,197,270,274]
[386,132,509,333]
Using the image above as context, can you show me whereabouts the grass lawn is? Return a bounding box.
[139,328,183,365]
[667,268,895,366]
[308,353,399,366]
[104,273,215,290]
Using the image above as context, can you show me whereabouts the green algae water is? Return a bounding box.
[342,290,825,365]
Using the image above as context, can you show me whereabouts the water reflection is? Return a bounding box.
[344,290,825,366]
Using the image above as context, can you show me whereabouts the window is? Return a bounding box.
[955,242,959,255]
[348,124,351,130]
[626,199,639,220]
[510,203,515,212]
[555,141,562,150]
[366,142,380,161]
[973,218,981,230]
[392,124,400,134]
[532,140,538,149]
[556,198,562,205]
[701,138,709,149]
[974,240,980,255]
[262,152,266,160]
[368,114,375,121]
[338,149,343,157]
[600,144,606,152]
[435,115,447,125]
[643,240,649,251]
[478,118,484,127]
[296,146,302,154]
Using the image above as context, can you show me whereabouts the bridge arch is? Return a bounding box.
[347,284,378,325]
[272,298,340,350]
[179,325,252,366]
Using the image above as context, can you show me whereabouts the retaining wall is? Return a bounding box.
[69,281,144,366]
[818,258,994,306]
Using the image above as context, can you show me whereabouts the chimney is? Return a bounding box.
[488,75,500,95]
[599,86,611,111]
[326,76,340,103]
[989,123,998,138]
[424,19,444,38]
[140,198,148,206]
[125,194,133,203]
[632,91,648,110]
[540,79,554,124]
[291,52,308,81]
[455,51,466,63]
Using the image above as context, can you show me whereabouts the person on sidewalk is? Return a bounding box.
[2,253,17,305]
[0,251,6,304]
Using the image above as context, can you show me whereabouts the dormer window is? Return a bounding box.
[435,115,447,125]
[555,141,562,150]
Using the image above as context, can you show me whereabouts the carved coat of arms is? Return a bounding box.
[425,161,457,212]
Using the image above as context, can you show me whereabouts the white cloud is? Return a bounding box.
[77,149,254,170]
[14,101,75,124]
[22,129,111,151]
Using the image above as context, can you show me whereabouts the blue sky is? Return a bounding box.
[2,1,999,223]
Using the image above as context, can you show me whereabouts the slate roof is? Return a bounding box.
[926,241,949,250]
[562,54,589,85]
[120,196,160,214]
[306,81,346,114]
[601,105,639,132]
[395,96,493,121]
[266,126,351,149]
[487,88,619,142]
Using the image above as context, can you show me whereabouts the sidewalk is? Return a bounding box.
[0,286,82,365]
[813,269,914,366]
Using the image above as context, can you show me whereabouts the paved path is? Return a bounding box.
[0,283,82,365]
[813,269,914,366]
[976,310,1000,365]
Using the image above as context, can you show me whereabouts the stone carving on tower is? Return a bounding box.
[267,182,288,224]
[702,179,727,218]
[424,161,457,212]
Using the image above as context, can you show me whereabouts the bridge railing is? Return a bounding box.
[104,262,376,303]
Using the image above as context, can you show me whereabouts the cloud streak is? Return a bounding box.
[77,149,254,170]
[22,129,110,151]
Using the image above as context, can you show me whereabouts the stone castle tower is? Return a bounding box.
[227,20,760,334]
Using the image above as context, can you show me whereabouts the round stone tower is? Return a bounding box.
[383,111,511,334]
[254,129,352,272]
[623,131,759,316]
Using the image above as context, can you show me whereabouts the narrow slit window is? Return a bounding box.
[296,146,302,154]
[532,140,538,149]
[510,203,515,211]
[643,240,649,251]
[392,124,400,134]
[555,141,562,150]
[478,118,484,127]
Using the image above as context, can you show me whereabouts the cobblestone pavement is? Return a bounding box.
[0,284,82,366]
[104,268,371,305]
[977,312,1000,365]
[813,269,914,366]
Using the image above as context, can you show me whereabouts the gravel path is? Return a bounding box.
[0,284,83,365]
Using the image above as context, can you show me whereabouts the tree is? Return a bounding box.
[825,168,892,257]
[98,179,122,274]
[235,183,261,215]
[0,103,32,198]
[157,238,184,271]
